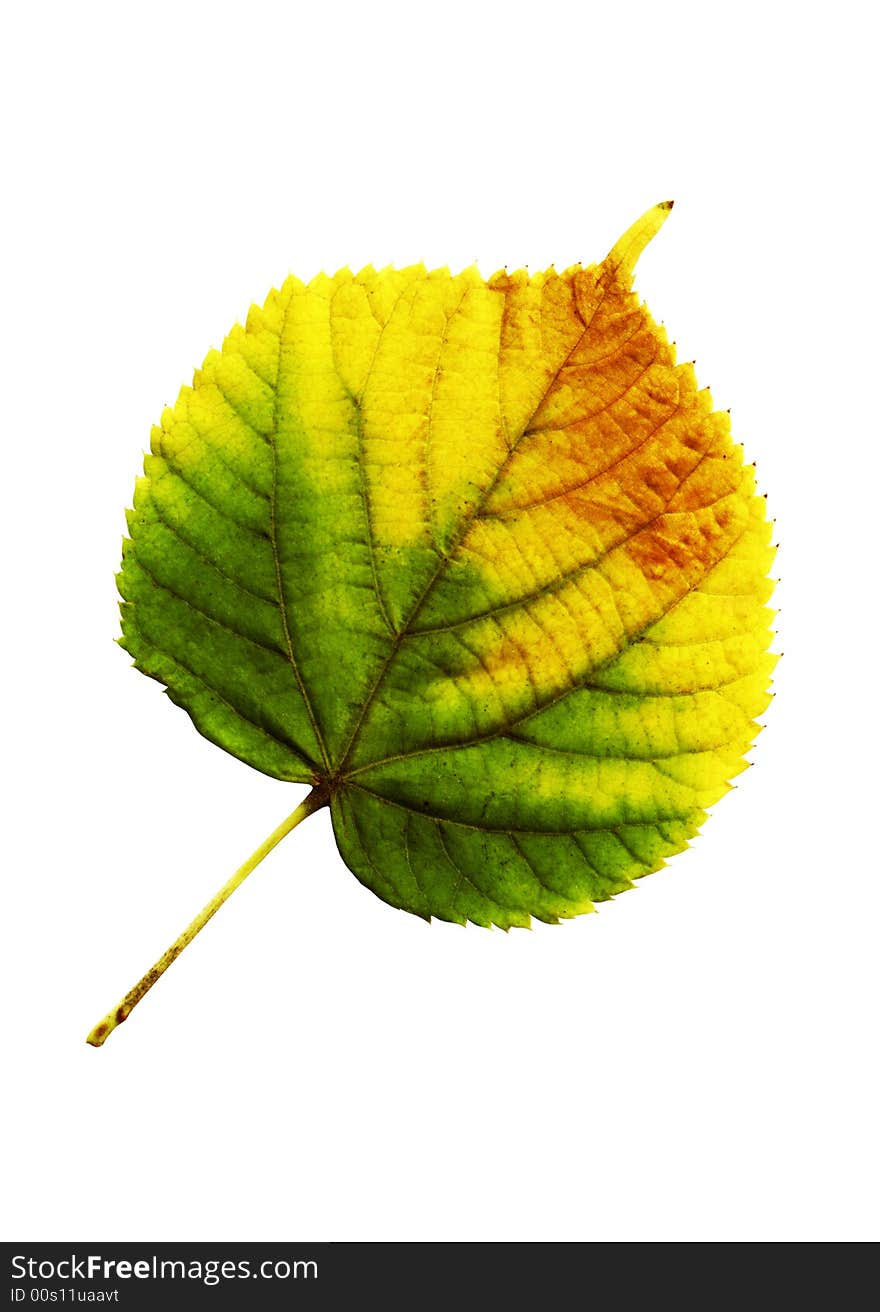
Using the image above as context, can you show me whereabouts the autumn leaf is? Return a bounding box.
[88,202,776,1044]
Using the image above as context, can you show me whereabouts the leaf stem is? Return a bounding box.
[86,786,326,1047]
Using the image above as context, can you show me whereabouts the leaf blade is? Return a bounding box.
[120,203,775,926]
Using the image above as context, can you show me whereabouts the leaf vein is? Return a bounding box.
[347,782,690,836]
[409,480,741,637]
[151,453,271,541]
[132,555,290,661]
[210,377,272,446]
[268,297,332,771]
[144,493,278,605]
[124,614,315,765]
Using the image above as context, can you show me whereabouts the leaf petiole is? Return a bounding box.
[86,785,327,1047]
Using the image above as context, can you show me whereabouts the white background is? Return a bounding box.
[2,0,877,1243]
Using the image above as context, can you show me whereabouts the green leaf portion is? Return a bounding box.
[332,785,701,928]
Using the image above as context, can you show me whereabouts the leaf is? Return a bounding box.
[90,202,776,1041]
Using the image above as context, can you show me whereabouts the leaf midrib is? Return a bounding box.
[332,268,617,779]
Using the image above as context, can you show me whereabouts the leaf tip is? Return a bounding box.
[604,200,674,280]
